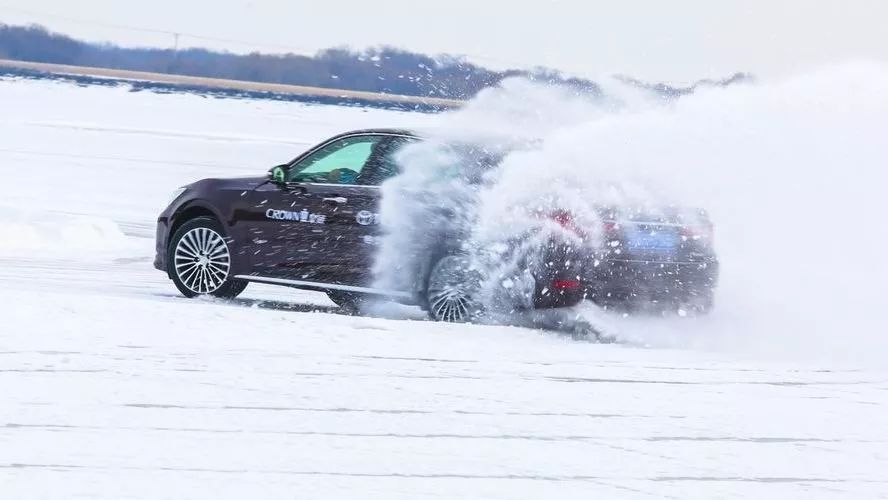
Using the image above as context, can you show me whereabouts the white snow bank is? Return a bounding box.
[0,205,136,256]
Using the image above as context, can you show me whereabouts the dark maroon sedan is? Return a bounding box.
[155,129,586,321]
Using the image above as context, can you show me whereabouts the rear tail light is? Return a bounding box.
[681,225,714,242]
[602,220,620,238]
[549,210,584,237]
[552,279,581,291]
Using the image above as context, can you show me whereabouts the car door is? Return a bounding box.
[243,133,396,284]
[323,135,419,284]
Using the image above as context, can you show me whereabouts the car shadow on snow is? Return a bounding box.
[151,292,343,315]
[494,308,619,344]
[227,296,614,341]
[228,297,343,315]
[155,292,616,342]
[226,296,429,322]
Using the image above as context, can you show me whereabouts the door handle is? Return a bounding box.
[322,196,348,204]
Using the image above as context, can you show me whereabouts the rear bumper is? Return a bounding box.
[584,258,719,303]
[465,236,586,311]
[530,240,586,309]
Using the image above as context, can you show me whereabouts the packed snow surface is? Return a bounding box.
[1,74,887,499]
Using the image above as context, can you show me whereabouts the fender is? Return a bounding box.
[170,199,227,226]
[167,199,228,241]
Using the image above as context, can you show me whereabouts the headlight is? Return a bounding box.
[166,187,187,206]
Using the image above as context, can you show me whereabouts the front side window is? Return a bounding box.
[288,136,384,184]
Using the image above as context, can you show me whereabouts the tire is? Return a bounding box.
[425,254,483,322]
[167,216,248,299]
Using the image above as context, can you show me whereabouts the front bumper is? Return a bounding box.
[153,217,170,273]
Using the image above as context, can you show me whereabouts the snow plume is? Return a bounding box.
[375,63,888,365]
[373,78,614,311]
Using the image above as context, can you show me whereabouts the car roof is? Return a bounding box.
[332,128,419,138]
[334,128,541,150]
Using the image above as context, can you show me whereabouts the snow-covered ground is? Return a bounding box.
[1,78,887,499]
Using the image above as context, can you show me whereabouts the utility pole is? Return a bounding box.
[170,32,181,73]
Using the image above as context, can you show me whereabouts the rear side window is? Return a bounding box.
[366,139,505,185]
[429,143,506,184]
[288,136,385,184]
[365,136,419,185]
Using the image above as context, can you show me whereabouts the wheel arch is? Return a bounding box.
[168,202,225,246]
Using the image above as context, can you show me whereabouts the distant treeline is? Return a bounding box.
[0,24,751,100]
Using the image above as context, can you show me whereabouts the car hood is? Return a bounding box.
[187,176,268,190]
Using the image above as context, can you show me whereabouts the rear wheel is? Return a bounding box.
[425,255,482,322]
[167,216,247,299]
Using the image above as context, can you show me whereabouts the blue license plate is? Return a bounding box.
[625,229,679,252]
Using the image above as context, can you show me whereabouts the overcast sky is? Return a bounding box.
[1,0,886,82]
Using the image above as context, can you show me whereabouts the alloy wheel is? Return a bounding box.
[174,227,231,294]
[427,255,482,322]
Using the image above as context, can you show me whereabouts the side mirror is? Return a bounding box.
[267,165,287,184]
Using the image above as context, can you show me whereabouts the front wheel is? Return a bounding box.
[167,216,247,299]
